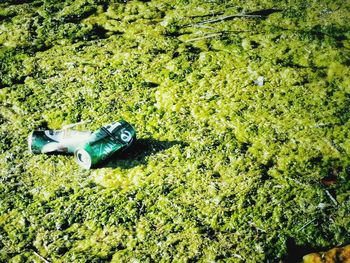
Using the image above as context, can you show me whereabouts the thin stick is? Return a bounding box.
[185,33,223,42]
[33,251,51,263]
[188,11,224,18]
[190,24,218,30]
[190,14,262,26]
[298,218,317,231]
[325,190,338,206]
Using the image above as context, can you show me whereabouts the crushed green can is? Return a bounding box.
[75,120,136,169]
[28,120,136,169]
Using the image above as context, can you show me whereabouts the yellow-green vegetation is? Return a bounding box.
[1,0,350,262]
[303,244,350,263]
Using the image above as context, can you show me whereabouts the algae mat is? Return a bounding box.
[1,0,350,262]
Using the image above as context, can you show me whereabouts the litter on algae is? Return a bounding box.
[28,120,136,169]
[1,0,350,262]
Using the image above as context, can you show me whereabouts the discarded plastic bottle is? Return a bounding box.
[75,120,136,169]
[28,120,136,169]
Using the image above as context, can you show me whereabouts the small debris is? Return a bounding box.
[325,190,338,206]
[255,76,264,86]
[33,251,51,263]
[298,218,317,232]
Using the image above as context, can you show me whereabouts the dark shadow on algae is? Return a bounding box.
[97,138,187,169]
[282,238,330,263]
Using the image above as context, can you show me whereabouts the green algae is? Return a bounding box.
[1,0,350,262]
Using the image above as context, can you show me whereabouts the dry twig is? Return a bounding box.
[325,190,338,206]
[189,14,262,26]
[185,32,223,42]
[33,251,51,263]
[298,218,317,231]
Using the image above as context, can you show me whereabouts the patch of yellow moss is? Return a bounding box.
[304,245,350,263]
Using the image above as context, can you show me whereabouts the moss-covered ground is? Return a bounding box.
[1,0,350,262]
